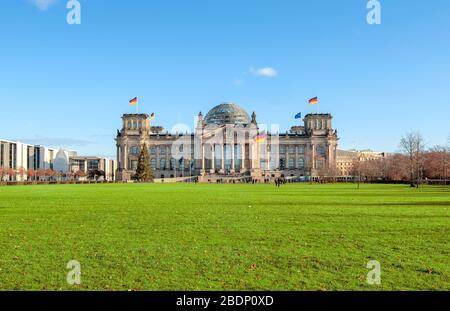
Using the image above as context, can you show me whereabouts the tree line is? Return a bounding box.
[0,167,107,182]
[352,132,449,186]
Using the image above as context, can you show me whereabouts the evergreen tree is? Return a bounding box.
[134,143,154,182]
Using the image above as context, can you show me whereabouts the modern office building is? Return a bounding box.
[0,139,116,181]
[69,156,117,181]
[115,102,339,181]
[0,139,57,181]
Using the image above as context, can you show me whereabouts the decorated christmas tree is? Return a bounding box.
[134,143,154,182]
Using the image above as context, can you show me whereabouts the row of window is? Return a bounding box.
[130,158,194,171]
[126,120,144,129]
[129,145,327,157]
[0,144,4,167]
[275,158,306,170]
[275,145,306,154]
[130,158,315,171]
[9,144,16,169]
[69,160,100,171]
[129,146,172,156]
[307,119,327,130]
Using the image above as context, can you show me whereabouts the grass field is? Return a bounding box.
[0,183,448,291]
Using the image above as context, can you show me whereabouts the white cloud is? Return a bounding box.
[32,0,58,11]
[250,67,278,78]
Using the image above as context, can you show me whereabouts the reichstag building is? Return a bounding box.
[115,103,338,181]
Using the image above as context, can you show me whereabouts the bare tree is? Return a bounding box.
[0,166,5,181]
[400,132,425,188]
[17,167,26,181]
[350,154,362,189]
[425,146,450,185]
[385,154,409,181]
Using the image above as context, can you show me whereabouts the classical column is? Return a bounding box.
[266,145,270,171]
[248,142,253,169]
[201,144,205,172]
[221,144,225,172]
[123,143,128,170]
[241,144,245,171]
[116,145,120,169]
[286,145,289,170]
[311,144,315,170]
[211,144,215,172]
[328,143,333,169]
[156,146,160,170]
[231,144,235,171]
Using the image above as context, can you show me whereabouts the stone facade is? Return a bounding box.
[115,103,339,181]
[336,149,386,177]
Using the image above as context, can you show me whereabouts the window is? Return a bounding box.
[298,158,305,169]
[127,121,131,128]
[170,158,176,170]
[0,144,3,167]
[279,158,285,170]
[260,159,266,170]
[179,158,185,171]
[87,160,99,171]
[150,158,157,170]
[160,159,166,170]
[298,145,305,154]
[130,160,138,171]
[129,146,139,155]
[132,120,137,128]
[150,146,157,155]
[138,121,142,128]
[316,159,324,169]
[9,144,16,169]
[160,146,166,155]
[279,145,286,154]
[270,158,277,170]
[75,159,85,171]
[288,158,295,169]
[316,145,326,157]
[288,145,295,154]
[318,119,322,129]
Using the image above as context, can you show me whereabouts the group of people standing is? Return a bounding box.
[275,177,286,187]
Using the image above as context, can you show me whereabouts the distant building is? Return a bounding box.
[0,139,58,181]
[115,102,339,181]
[336,149,386,178]
[70,156,117,181]
[0,139,116,181]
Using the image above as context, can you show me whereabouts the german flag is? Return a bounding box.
[255,134,267,143]
[129,97,138,105]
[308,97,318,105]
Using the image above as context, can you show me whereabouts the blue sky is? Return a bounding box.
[0,0,449,158]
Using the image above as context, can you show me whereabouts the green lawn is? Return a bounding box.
[0,183,448,291]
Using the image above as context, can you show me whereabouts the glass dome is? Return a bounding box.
[204,103,251,125]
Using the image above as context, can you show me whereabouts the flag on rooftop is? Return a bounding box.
[129,97,138,105]
[308,97,318,105]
